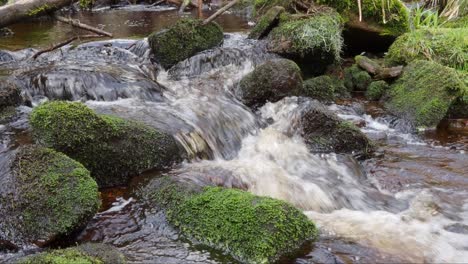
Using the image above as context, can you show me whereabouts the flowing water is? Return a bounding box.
[1,4,467,264]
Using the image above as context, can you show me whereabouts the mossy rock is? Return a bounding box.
[300,100,375,158]
[30,101,182,188]
[447,96,468,119]
[248,6,285,39]
[303,75,337,102]
[143,176,317,264]
[0,145,100,246]
[0,79,21,111]
[386,60,466,128]
[17,243,126,264]
[366,80,389,100]
[268,10,343,67]
[386,28,468,71]
[315,0,410,36]
[245,0,294,16]
[344,64,372,91]
[148,18,224,69]
[239,59,303,107]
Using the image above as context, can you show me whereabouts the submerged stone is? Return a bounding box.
[386,28,468,71]
[16,243,125,264]
[142,176,317,264]
[248,6,285,39]
[300,100,375,158]
[0,146,100,248]
[30,101,183,188]
[239,59,303,107]
[148,18,224,69]
[268,10,343,69]
[385,60,466,128]
[315,0,410,36]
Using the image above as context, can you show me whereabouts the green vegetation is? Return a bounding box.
[148,18,224,69]
[11,145,100,242]
[252,0,294,15]
[27,4,52,16]
[249,6,285,39]
[303,75,342,102]
[268,10,343,63]
[17,243,126,264]
[344,64,372,91]
[366,80,389,100]
[239,59,303,107]
[30,101,181,188]
[144,177,317,264]
[315,0,410,36]
[442,15,468,28]
[386,60,466,127]
[386,28,468,71]
[410,5,442,29]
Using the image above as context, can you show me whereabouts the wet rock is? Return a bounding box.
[148,18,224,69]
[16,243,125,264]
[386,28,467,71]
[267,10,343,72]
[385,60,466,128]
[248,6,285,39]
[0,80,21,110]
[239,59,303,107]
[300,100,375,158]
[316,0,409,36]
[365,80,389,101]
[0,145,100,249]
[303,75,348,103]
[30,101,183,188]
[344,64,372,91]
[142,176,318,264]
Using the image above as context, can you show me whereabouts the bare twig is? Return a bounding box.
[54,14,113,37]
[202,0,239,25]
[32,34,104,60]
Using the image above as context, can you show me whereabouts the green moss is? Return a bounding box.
[17,243,125,264]
[27,4,53,16]
[148,18,224,69]
[253,0,294,15]
[239,59,303,107]
[386,28,468,71]
[442,16,468,28]
[249,6,285,39]
[303,75,336,102]
[386,60,466,127]
[10,146,100,241]
[366,80,389,100]
[316,0,410,36]
[447,96,468,118]
[30,101,181,187]
[144,177,317,264]
[268,10,343,63]
[344,64,371,91]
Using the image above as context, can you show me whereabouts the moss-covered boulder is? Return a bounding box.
[386,28,468,71]
[30,101,182,188]
[267,10,343,69]
[148,18,224,69]
[142,176,317,264]
[0,145,100,247]
[239,59,303,107]
[316,0,410,36]
[249,6,285,39]
[366,80,389,100]
[303,75,341,102]
[17,243,125,264]
[344,64,372,91]
[385,60,466,127]
[300,100,375,158]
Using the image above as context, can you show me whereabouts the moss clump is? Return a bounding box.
[386,28,468,71]
[386,60,466,127]
[447,96,468,119]
[344,64,372,91]
[7,146,100,243]
[239,59,303,107]
[268,10,343,64]
[148,18,223,69]
[316,0,410,36]
[442,16,468,28]
[27,4,52,16]
[303,75,337,102]
[249,6,285,39]
[30,101,181,188]
[17,243,125,264]
[253,0,294,15]
[144,177,317,264]
[366,80,389,100]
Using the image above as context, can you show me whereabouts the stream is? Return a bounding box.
[1,4,467,264]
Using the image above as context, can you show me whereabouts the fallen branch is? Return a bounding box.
[54,14,113,37]
[32,34,104,59]
[202,0,239,25]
